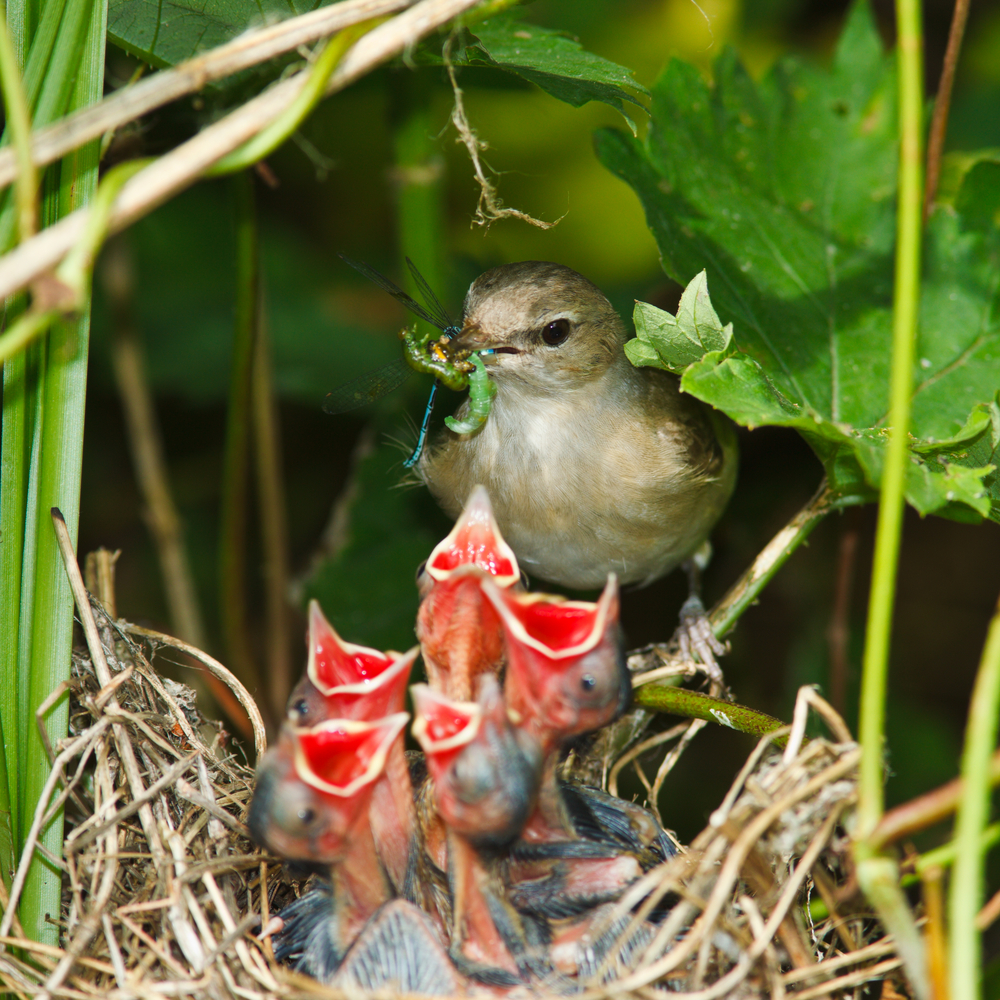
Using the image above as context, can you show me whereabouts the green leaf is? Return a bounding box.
[629,271,733,372]
[459,12,647,134]
[597,1,1000,523]
[108,0,329,68]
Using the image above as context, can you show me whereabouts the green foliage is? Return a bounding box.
[598,2,1000,524]
[107,0,329,67]
[457,12,648,133]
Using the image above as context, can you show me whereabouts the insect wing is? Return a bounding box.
[339,254,444,332]
[404,257,457,337]
[323,359,414,414]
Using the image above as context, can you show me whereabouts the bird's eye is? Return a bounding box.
[297,807,316,825]
[291,698,309,720]
[542,318,571,346]
[580,674,596,692]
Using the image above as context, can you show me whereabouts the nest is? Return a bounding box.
[0,586,905,1000]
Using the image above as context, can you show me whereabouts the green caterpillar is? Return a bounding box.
[445,352,496,435]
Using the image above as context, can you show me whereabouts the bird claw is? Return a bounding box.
[675,595,727,687]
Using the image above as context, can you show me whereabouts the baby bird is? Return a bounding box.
[417,262,737,670]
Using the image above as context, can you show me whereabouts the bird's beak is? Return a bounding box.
[450,320,489,353]
[410,683,482,781]
[483,575,626,743]
[295,713,410,800]
[423,486,520,587]
[305,600,417,716]
[481,574,618,660]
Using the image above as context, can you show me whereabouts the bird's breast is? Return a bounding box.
[419,382,735,590]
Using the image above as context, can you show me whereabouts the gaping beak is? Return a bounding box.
[483,574,628,745]
[423,486,520,587]
[286,600,417,724]
[248,716,406,863]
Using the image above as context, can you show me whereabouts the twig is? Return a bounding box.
[0,0,417,192]
[786,958,904,1000]
[607,749,860,993]
[0,0,484,304]
[608,722,688,798]
[118,623,267,759]
[710,480,842,639]
[781,935,896,985]
[67,752,200,854]
[924,0,971,218]
[443,35,560,230]
[632,685,787,740]
[175,780,251,838]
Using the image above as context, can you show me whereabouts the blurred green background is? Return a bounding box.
[82,0,1000,867]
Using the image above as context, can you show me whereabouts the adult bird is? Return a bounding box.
[417,262,738,675]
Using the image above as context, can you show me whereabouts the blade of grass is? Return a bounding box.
[17,0,105,948]
[948,592,1000,1000]
[853,0,927,994]
[0,0,38,241]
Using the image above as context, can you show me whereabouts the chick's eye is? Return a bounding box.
[542,318,571,346]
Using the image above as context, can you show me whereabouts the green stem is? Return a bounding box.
[949,593,1000,1000]
[853,0,926,993]
[632,685,786,741]
[914,821,1000,879]
[207,24,371,177]
[0,0,38,241]
[708,481,849,640]
[856,0,924,848]
[218,172,265,712]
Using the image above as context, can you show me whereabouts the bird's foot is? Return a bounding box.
[675,594,728,690]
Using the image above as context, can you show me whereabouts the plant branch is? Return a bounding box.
[923,0,970,218]
[632,685,786,741]
[0,0,417,193]
[0,0,485,304]
[710,480,845,640]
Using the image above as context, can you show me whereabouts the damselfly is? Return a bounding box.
[324,255,468,467]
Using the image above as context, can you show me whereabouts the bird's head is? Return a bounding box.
[483,574,630,749]
[247,714,407,863]
[411,676,540,847]
[451,262,628,395]
[286,600,416,726]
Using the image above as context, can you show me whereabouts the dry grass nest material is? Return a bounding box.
[0,592,904,1000]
